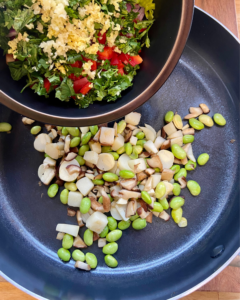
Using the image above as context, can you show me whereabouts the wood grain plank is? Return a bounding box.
[219,292,240,300]
[236,0,240,36]
[195,0,239,37]
[0,283,34,300]
[181,291,219,300]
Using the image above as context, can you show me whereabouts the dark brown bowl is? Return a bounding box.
[0,0,194,126]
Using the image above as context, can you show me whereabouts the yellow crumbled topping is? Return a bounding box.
[107,31,119,47]
[36,21,44,33]
[110,0,122,11]
[8,32,29,56]
[114,46,121,54]
[25,23,34,29]
[83,61,96,79]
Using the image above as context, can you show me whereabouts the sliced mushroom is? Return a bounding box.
[199,103,210,114]
[143,176,153,191]
[34,133,52,152]
[178,176,187,188]
[113,122,118,136]
[167,130,183,140]
[66,165,81,175]
[182,143,196,162]
[90,197,104,212]
[128,158,147,173]
[97,153,115,171]
[182,124,189,130]
[64,135,71,153]
[93,232,99,241]
[161,127,166,138]
[124,129,132,142]
[181,157,188,165]
[110,185,121,198]
[147,154,163,171]
[38,164,56,185]
[119,189,141,200]
[160,140,171,150]
[159,211,170,221]
[146,212,153,223]
[94,173,103,180]
[111,202,123,220]
[67,208,76,217]
[170,136,183,147]
[44,124,53,131]
[120,178,137,191]
[125,112,141,126]
[116,198,128,205]
[126,123,137,130]
[55,179,64,186]
[154,136,166,150]
[100,127,115,146]
[132,186,141,192]
[152,211,160,217]
[182,128,195,135]
[141,179,147,185]
[151,173,161,188]
[137,207,149,219]
[75,261,91,271]
[189,107,203,116]
[43,157,56,167]
[161,169,175,181]
[138,199,148,212]
[101,189,111,212]
[70,147,78,153]
[145,168,155,176]
[184,113,200,119]
[98,238,107,248]
[125,200,137,217]
[174,157,182,164]
[56,232,65,240]
[22,117,35,125]
[85,161,95,169]
[137,171,147,182]
[93,129,101,142]
[139,151,151,158]
[65,152,78,161]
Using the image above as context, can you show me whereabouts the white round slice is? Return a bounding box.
[59,159,80,182]
[118,154,132,171]
[96,153,115,171]
[34,133,51,152]
[157,150,174,169]
[110,205,123,221]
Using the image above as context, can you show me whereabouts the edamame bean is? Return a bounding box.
[57,248,71,262]
[57,126,62,131]
[129,214,139,221]
[171,144,187,159]
[183,135,195,144]
[62,234,74,249]
[187,180,201,196]
[92,179,104,185]
[72,249,85,262]
[78,145,89,156]
[171,165,181,174]
[99,225,109,238]
[197,153,209,166]
[81,132,91,145]
[154,167,160,173]
[47,184,59,198]
[185,160,197,171]
[152,202,163,212]
[125,142,133,155]
[189,118,204,130]
[159,198,169,210]
[213,113,226,126]
[86,253,97,268]
[133,145,143,154]
[64,182,77,191]
[70,137,81,147]
[75,155,85,166]
[155,182,166,199]
[102,146,112,153]
[102,242,118,255]
[171,208,183,224]
[109,152,119,160]
[105,254,118,268]
[164,111,174,123]
[44,153,50,158]
[117,120,126,134]
[60,189,69,204]
[62,127,69,136]
[30,126,41,135]
[98,194,112,203]
[103,173,119,182]
[199,115,214,127]
[170,197,185,209]
[80,197,91,214]
[173,183,181,196]
[173,114,183,129]
[129,149,138,159]
[106,229,122,242]
[66,127,80,137]
[90,125,98,136]
[119,170,135,179]
[132,218,147,230]
[141,191,152,204]
[84,229,93,246]
[136,140,146,146]
[107,217,117,231]
[116,146,125,154]
[0,122,12,132]
[136,131,145,139]
[118,220,131,230]
[174,168,187,181]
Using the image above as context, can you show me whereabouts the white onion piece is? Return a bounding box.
[157,150,174,169]
[139,127,156,142]
[118,154,132,171]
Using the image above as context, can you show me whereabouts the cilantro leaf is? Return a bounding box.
[55,78,74,101]
[8,61,28,80]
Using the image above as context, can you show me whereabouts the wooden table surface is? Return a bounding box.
[0,1,239,300]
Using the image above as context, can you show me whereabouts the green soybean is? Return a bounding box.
[116,146,125,154]
[109,152,119,160]
[129,214,139,221]
[60,189,69,204]
[213,113,226,126]
[30,126,41,135]
[75,155,85,166]
[72,249,85,262]
[132,218,147,230]
[155,182,166,199]
[66,127,80,137]
[57,248,71,262]
[80,197,91,214]
[70,137,81,147]
[117,120,126,134]
[171,144,187,159]
[102,242,118,255]
[197,153,209,166]
[105,254,118,268]
[0,122,12,132]
[152,202,163,213]
[57,126,62,131]
[170,165,181,174]
[62,127,69,136]
[62,234,74,249]
[165,111,174,123]
[99,225,109,238]
[106,229,122,242]
[129,149,138,159]
[171,208,183,224]
[159,198,169,210]
[136,140,146,146]
[174,168,187,181]
[119,170,135,179]
[154,167,161,173]
[81,132,91,145]
[102,146,112,153]
[107,217,117,231]
[187,180,201,196]
[103,172,119,182]
[78,145,89,156]
[125,142,133,155]
[199,115,214,127]
[185,160,197,171]
[136,131,145,139]
[183,135,195,144]
[133,145,143,154]
[44,153,50,158]
[189,118,204,130]
[64,182,77,191]
[90,125,98,136]
[173,183,181,196]
[141,191,152,204]
[47,184,59,198]
[98,194,112,203]
[92,179,104,185]
[84,229,93,246]
[118,220,131,230]
[86,253,97,269]
[170,197,185,209]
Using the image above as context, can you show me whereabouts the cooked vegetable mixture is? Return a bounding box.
[0,0,155,107]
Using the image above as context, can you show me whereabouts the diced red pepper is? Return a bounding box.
[70,61,82,68]
[98,46,113,60]
[118,68,124,75]
[119,53,131,65]
[68,73,83,81]
[111,52,120,66]
[44,78,51,93]
[83,57,97,71]
[80,82,92,95]
[97,32,106,45]
[129,55,143,67]
[139,28,146,33]
[73,77,89,93]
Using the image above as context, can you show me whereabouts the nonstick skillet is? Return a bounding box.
[0,7,239,300]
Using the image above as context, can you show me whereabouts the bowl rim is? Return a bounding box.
[0,0,194,126]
